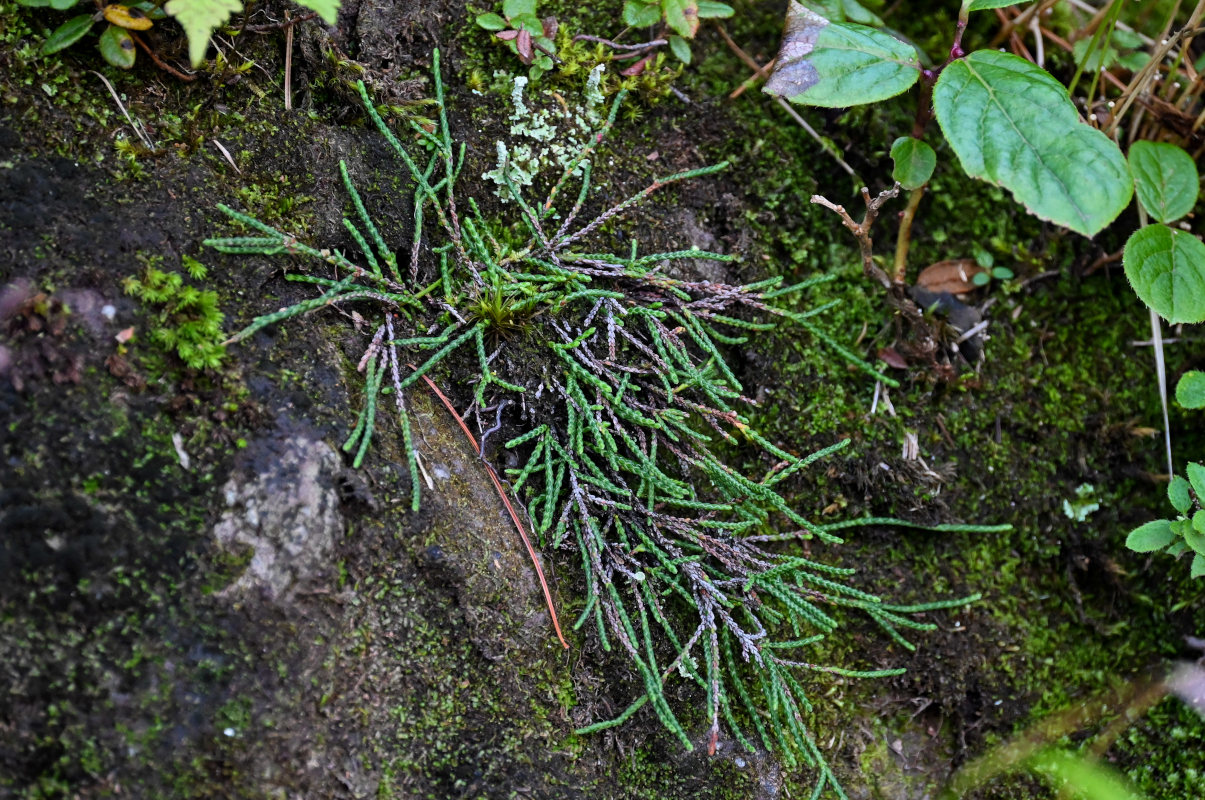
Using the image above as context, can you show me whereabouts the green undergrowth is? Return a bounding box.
[672,7,1205,794]
[198,46,1023,797]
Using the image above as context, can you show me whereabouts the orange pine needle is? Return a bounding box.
[412,368,569,649]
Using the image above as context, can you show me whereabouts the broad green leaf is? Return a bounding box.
[664,0,700,38]
[17,0,54,6]
[1029,747,1144,800]
[669,35,692,64]
[890,136,935,189]
[131,1,169,19]
[1123,224,1205,324]
[838,0,884,26]
[623,0,661,26]
[1176,370,1205,409]
[965,0,1032,11]
[1169,475,1193,514]
[764,2,919,108]
[50,0,82,9]
[41,15,94,54]
[1194,509,1205,534]
[165,0,242,67]
[502,0,536,18]
[294,0,339,25]
[98,24,136,69]
[1188,462,1205,501]
[1126,519,1174,552]
[1167,540,1190,557]
[509,13,543,34]
[475,12,508,30]
[696,1,733,18]
[1194,553,1205,578]
[1184,526,1205,556]
[934,50,1131,237]
[1128,141,1199,224]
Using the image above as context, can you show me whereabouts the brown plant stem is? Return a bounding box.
[891,185,926,284]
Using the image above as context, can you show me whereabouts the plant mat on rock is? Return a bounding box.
[204,50,1011,796]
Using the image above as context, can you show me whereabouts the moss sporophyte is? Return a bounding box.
[204,50,1007,798]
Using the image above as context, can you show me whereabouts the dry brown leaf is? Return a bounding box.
[916,258,986,295]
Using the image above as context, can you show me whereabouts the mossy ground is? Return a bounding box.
[2,0,1204,798]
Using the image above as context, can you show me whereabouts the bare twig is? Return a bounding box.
[811,186,900,288]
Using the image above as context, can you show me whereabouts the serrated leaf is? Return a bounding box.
[476,12,508,30]
[1126,519,1175,552]
[1169,475,1193,514]
[293,0,339,25]
[696,1,733,18]
[1193,553,1205,578]
[165,0,242,67]
[1123,224,1205,324]
[1129,141,1199,224]
[664,0,700,38]
[98,24,136,69]
[1176,370,1205,409]
[1188,463,1205,501]
[623,0,661,27]
[764,2,919,108]
[965,0,1031,10]
[41,15,94,55]
[890,136,935,189]
[502,0,536,18]
[934,50,1131,237]
[1166,540,1189,557]
[1184,526,1205,556]
[104,5,154,30]
[669,35,691,63]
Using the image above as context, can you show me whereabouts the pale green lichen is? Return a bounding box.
[483,64,607,200]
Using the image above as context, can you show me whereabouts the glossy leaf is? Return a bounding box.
[294,0,339,25]
[1176,370,1205,409]
[934,50,1131,237]
[1126,519,1174,552]
[696,1,733,18]
[1169,475,1193,514]
[1129,141,1198,224]
[476,12,508,30]
[764,1,919,108]
[664,0,700,38]
[98,24,136,69]
[965,0,1032,12]
[502,0,536,17]
[104,4,154,30]
[1189,462,1205,501]
[165,0,242,67]
[1123,224,1205,324]
[41,15,94,55]
[623,0,661,26]
[890,136,935,189]
[669,35,691,64]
